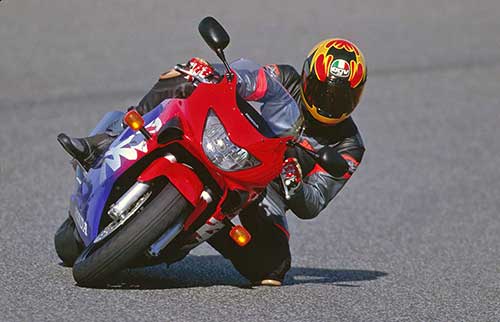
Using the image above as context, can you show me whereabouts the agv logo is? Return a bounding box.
[329,59,350,79]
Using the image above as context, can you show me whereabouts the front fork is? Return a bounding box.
[104,152,248,258]
[137,152,225,257]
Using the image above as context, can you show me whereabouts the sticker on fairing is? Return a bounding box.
[73,207,88,236]
[98,117,163,183]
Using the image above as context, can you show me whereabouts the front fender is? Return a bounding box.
[138,156,204,206]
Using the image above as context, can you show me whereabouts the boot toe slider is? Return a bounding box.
[57,133,79,159]
[253,279,282,287]
[57,133,92,168]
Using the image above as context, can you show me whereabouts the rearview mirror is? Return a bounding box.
[198,16,230,52]
[317,148,349,177]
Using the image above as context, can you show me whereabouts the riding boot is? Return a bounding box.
[57,133,115,170]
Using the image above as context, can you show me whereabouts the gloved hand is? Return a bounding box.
[184,57,216,82]
[280,157,302,200]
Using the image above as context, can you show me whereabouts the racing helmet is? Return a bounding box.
[301,38,367,126]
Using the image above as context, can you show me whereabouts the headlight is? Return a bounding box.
[203,110,260,171]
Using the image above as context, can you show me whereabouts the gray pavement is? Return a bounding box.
[1,0,499,321]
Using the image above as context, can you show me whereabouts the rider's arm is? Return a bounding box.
[136,70,195,115]
[135,64,260,116]
[286,135,365,219]
[235,66,300,135]
[235,64,300,102]
[136,63,299,116]
[263,64,302,102]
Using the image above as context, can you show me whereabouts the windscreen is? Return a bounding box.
[229,58,303,138]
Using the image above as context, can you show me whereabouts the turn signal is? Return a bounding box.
[124,110,145,131]
[229,225,252,247]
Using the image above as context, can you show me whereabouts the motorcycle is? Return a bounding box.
[55,16,344,286]
[54,17,306,286]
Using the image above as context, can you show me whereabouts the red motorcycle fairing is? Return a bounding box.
[137,156,204,207]
[155,76,290,199]
[129,70,296,246]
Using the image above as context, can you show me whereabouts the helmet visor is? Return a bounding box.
[303,74,355,120]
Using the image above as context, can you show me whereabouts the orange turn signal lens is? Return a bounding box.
[229,225,252,247]
[124,110,145,131]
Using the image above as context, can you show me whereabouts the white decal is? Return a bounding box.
[194,216,225,242]
[145,117,163,134]
[73,207,88,236]
[98,117,163,183]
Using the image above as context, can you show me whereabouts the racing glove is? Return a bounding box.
[184,57,216,82]
[280,157,302,200]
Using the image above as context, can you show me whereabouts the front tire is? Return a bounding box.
[54,217,83,267]
[72,183,188,287]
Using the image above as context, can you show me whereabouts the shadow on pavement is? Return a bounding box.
[82,255,387,290]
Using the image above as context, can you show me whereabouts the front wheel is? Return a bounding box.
[72,183,188,287]
[54,216,83,267]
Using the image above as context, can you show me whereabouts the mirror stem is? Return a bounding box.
[216,49,233,81]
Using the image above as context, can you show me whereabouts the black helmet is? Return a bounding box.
[301,38,367,125]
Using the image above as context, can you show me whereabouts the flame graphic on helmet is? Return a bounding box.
[310,39,366,88]
[310,41,334,82]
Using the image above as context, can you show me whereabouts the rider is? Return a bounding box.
[58,38,367,286]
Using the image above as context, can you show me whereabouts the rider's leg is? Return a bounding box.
[239,204,291,285]
[57,132,116,170]
[57,71,193,169]
[208,187,291,286]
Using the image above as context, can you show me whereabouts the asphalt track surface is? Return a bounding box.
[1,1,500,321]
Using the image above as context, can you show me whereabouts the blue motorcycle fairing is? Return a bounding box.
[69,104,166,245]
